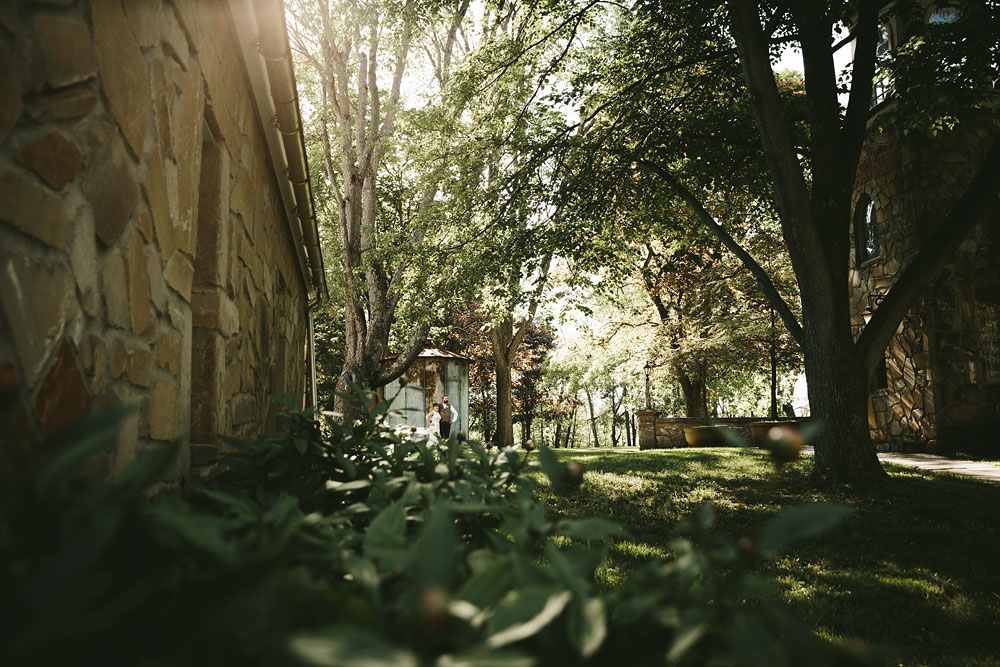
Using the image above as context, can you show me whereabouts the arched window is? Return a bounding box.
[856,197,880,264]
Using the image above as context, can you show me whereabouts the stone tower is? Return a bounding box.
[848,5,1000,452]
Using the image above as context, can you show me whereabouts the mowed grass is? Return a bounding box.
[530,447,1000,667]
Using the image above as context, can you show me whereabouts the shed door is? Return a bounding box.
[399,384,427,428]
[385,381,426,428]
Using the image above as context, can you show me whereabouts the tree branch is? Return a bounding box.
[639,158,804,345]
[511,253,554,353]
[374,322,432,387]
[369,0,414,156]
[840,0,879,177]
[726,0,833,298]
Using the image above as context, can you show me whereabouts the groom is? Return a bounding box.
[440,396,458,438]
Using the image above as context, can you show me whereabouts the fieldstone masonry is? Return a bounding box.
[634,410,659,449]
[850,120,1000,451]
[0,0,313,482]
[636,414,760,449]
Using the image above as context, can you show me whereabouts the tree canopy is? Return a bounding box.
[296,0,1000,483]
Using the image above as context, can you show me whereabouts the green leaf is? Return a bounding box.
[262,492,300,526]
[34,407,133,494]
[113,440,179,499]
[291,629,419,667]
[555,518,623,542]
[486,586,572,648]
[363,500,409,567]
[456,558,515,610]
[724,613,784,667]
[666,619,707,664]
[757,502,854,558]
[148,497,236,561]
[193,485,259,519]
[408,504,457,588]
[326,479,372,493]
[535,445,564,491]
[435,648,536,667]
[468,439,490,465]
[567,597,607,658]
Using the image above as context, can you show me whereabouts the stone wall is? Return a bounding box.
[654,417,703,448]
[0,0,310,481]
[638,414,764,449]
[850,120,1000,451]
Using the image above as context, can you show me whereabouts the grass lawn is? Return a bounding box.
[531,447,1000,666]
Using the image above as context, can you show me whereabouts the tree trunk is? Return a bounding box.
[493,340,514,448]
[489,259,553,449]
[569,405,577,448]
[554,422,562,449]
[802,323,886,483]
[310,0,467,424]
[678,372,708,419]
[585,388,599,448]
[610,406,618,447]
[721,1,886,484]
[769,306,778,420]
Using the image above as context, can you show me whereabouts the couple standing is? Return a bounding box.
[426,396,458,438]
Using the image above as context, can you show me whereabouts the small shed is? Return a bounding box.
[380,347,471,433]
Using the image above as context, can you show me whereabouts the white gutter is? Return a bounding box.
[227,0,314,299]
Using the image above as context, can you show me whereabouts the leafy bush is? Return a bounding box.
[0,387,867,666]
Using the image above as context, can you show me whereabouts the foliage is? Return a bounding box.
[0,392,865,666]
[636,224,801,418]
[442,306,559,445]
[312,298,347,409]
[875,0,1000,134]
[511,325,556,432]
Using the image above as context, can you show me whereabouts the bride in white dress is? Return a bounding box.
[426,403,441,437]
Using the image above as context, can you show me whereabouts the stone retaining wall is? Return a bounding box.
[640,415,767,449]
[0,0,310,481]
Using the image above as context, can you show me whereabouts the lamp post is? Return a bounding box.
[643,361,652,410]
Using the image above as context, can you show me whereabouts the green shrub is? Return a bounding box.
[0,386,867,666]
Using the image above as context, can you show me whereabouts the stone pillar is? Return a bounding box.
[635,410,659,450]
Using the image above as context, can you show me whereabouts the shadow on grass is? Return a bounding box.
[534,448,1000,667]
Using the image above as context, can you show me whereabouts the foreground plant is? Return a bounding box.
[0,386,869,665]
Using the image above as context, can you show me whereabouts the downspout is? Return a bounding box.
[308,300,319,410]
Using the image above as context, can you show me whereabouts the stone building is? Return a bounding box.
[0,0,326,481]
[849,7,1000,452]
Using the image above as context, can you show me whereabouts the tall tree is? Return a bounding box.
[289,0,472,418]
[560,0,998,483]
[511,324,556,445]
[489,257,552,448]
[717,1,1000,482]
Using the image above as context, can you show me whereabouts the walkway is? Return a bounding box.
[801,447,1000,484]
